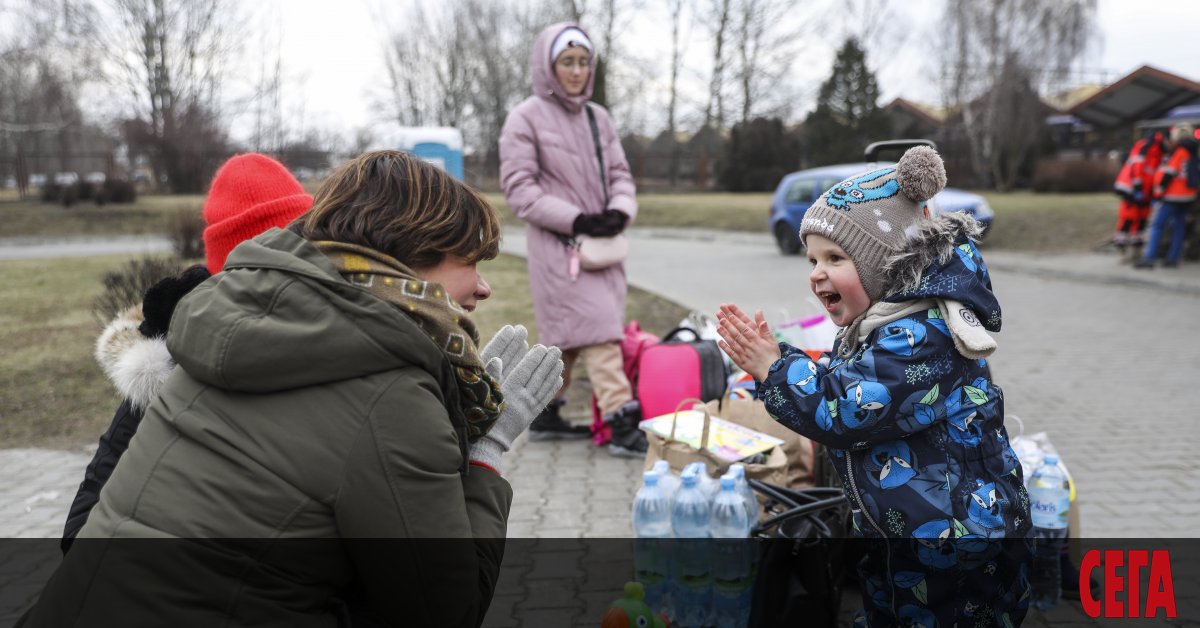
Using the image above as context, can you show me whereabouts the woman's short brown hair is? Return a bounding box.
[290,150,501,268]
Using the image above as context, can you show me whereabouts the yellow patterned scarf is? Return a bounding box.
[314,241,503,441]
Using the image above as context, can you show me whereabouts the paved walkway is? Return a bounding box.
[3,228,1199,626]
[0,235,172,260]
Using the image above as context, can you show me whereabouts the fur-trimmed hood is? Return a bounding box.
[880,212,1001,333]
[95,305,175,411]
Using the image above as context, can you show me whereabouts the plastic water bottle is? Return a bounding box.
[671,470,712,627]
[652,460,681,499]
[1029,454,1070,610]
[711,476,753,628]
[672,467,712,538]
[683,461,719,503]
[633,471,673,616]
[728,464,760,528]
[711,477,750,539]
[634,471,673,538]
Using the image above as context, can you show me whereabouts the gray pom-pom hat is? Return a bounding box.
[799,145,947,301]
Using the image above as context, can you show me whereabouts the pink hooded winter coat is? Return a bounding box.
[499,23,638,350]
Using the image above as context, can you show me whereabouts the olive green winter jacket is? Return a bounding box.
[24,228,512,628]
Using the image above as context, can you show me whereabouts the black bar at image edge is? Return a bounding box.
[0,538,1196,627]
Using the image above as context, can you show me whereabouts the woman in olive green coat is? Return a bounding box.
[21,151,563,628]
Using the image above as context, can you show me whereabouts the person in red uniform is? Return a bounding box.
[1112,131,1166,260]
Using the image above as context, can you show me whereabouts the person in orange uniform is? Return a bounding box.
[1135,124,1198,269]
[1112,131,1166,260]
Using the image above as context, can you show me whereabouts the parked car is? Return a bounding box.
[768,140,993,255]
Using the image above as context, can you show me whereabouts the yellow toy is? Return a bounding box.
[601,581,670,628]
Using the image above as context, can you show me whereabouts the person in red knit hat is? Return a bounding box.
[60,152,312,552]
[202,152,315,274]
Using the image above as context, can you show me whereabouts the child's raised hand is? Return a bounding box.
[716,303,780,382]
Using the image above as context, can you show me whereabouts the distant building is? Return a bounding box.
[1067,65,1200,153]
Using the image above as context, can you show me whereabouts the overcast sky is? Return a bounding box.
[252,0,1200,144]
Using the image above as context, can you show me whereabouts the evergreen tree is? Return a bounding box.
[802,37,891,166]
[718,117,801,191]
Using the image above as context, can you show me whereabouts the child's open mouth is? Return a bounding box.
[818,290,841,310]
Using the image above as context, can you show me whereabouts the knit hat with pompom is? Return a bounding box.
[799,146,947,301]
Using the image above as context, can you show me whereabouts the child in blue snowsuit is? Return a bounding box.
[717,147,1032,627]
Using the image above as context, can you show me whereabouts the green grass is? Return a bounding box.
[488,190,1120,252]
[2,189,1120,253]
[975,191,1115,252]
[0,252,689,448]
[0,194,204,238]
[0,255,135,449]
[485,192,771,232]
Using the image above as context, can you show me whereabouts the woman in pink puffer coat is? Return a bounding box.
[499,22,645,457]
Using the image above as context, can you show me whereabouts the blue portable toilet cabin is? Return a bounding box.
[393,127,465,180]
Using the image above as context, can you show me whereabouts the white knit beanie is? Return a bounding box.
[800,146,948,301]
[550,27,592,63]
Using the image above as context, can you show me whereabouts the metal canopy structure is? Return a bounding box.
[1069,65,1200,129]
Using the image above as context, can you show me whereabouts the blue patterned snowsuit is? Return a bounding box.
[758,216,1032,627]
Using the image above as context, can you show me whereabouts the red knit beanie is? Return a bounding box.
[202,153,313,274]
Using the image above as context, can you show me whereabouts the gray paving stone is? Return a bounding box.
[585,519,633,537]
[531,527,584,538]
[510,608,580,628]
[525,550,584,580]
[517,578,585,610]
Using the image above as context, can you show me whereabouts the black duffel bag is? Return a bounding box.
[747,481,853,628]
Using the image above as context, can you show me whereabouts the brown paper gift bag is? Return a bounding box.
[703,396,816,489]
[642,398,788,488]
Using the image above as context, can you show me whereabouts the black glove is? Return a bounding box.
[572,210,628,237]
[138,265,212,338]
[599,209,629,233]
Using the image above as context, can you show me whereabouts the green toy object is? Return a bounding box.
[601,581,670,628]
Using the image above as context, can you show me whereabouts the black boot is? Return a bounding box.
[605,400,648,459]
[528,398,590,441]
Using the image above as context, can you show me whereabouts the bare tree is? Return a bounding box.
[380,1,474,129]
[665,0,688,186]
[733,0,801,124]
[95,0,243,192]
[378,0,542,179]
[248,25,284,154]
[0,0,102,190]
[941,0,1097,190]
[462,0,533,175]
[702,0,731,129]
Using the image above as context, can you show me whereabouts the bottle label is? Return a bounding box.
[1029,487,1069,529]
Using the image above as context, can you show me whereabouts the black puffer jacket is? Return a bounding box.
[61,266,210,552]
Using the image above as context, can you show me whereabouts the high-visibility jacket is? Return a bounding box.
[1115,135,1165,202]
[1155,141,1198,203]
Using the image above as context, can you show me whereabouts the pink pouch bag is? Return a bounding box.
[576,234,629,270]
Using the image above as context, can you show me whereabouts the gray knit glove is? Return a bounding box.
[480,325,529,383]
[469,345,564,473]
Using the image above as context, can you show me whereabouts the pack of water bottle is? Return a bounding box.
[1027,453,1070,611]
[632,460,760,627]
